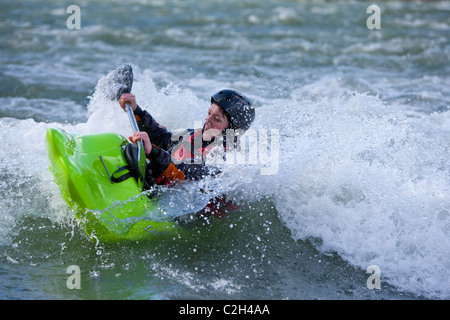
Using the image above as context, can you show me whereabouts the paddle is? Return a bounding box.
[105,64,143,161]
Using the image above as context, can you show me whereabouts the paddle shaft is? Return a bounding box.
[125,102,143,161]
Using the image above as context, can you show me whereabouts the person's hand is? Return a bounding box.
[119,93,138,112]
[129,131,152,155]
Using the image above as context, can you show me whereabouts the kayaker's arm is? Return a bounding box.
[133,105,175,151]
[118,93,175,151]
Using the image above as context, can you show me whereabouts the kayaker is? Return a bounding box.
[118,89,255,216]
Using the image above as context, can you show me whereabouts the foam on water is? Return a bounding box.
[0,117,68,245]
[90,67,450,298]
[261,91,450,299]
[0,65,449,298]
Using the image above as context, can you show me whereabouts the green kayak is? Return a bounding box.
[45,127,181,242]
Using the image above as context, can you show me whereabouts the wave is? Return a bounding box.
[262,90,450,299]
[0,66,449,298]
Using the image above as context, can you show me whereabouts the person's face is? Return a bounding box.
[203,103,229,141]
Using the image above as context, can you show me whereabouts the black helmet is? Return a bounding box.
[211,89,255,131]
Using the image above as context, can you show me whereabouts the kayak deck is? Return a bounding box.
[45,127,181,242]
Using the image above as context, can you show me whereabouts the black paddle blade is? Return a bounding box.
[103,64,133,101]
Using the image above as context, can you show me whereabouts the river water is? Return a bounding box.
[0,0,449,300]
